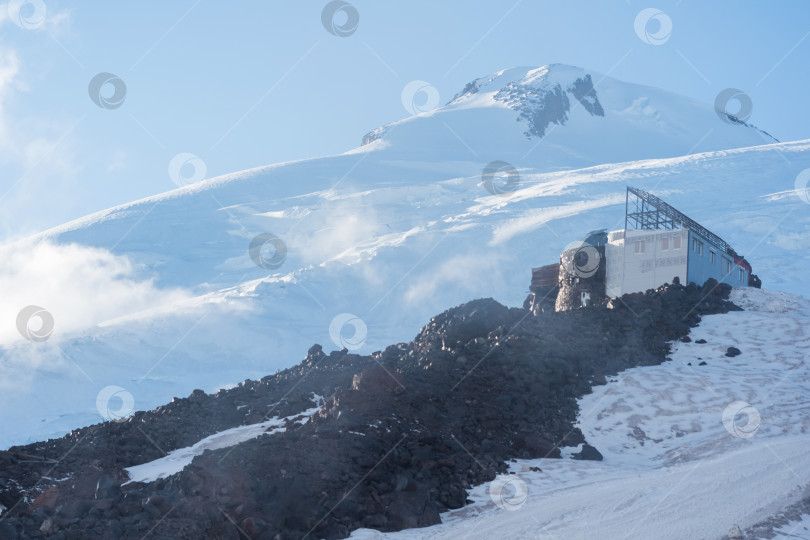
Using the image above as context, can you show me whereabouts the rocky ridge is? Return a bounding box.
[0,280,739,539]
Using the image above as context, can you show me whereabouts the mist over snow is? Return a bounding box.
[0,241,191,346]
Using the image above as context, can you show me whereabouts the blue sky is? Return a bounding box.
[0,0,808,240]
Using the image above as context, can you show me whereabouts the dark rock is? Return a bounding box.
[701,278,720,293]
[699,361,708,366]
[95,475,119,500]
[93,499,113,512]
[572,444,603,461]
[30,486,60,511]
[39,517,55,534]
[493,73,604,139]
[517,433,560,458]
[414,298,519,352]
[725,347,742,357]
[680,335,692,343]
[384,490,440,530]
[0,521,18,539]
[695,339,707,344]
[240,516,267,537]
[351,365,405,395]
[362,513,388,529]
[393,474,409,492]
[0,285,740,539]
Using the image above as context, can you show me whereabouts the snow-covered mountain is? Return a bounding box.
[1,64,808,450]
[362,64,777,165]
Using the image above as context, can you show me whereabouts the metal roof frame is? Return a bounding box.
[624,186,737,255]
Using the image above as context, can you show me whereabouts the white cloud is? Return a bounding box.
[0,1,70,33]
[0,240,191,345]
[403,253,503,306]
[288,199,384,265]
[0,47,19,143]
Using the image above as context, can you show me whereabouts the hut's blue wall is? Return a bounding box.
[686,230,748,287]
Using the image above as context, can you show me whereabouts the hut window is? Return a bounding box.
[634,240,645,254]
[661,237,669,250]
[673,236,681,249]
[739,268,744,282]
[710,250,716,264]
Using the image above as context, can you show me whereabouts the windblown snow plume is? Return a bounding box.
[0,241,190,346]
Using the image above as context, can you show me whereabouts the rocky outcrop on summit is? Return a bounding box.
[0,282,739,539]
[358,63,777,164]
[362,69,606,145]
[361,125,387,146]
[482,72,604,139]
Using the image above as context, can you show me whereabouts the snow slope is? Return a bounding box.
[1,64,808,449]
[124,394,324,484]
[349,288,810,540]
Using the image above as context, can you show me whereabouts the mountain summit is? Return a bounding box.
[363,64,777,167]
[447,64,606,138]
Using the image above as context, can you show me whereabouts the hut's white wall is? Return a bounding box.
[606,229,688,297]
[605,230,626,298]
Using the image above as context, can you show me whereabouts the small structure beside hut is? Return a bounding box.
[527,186,760,313]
